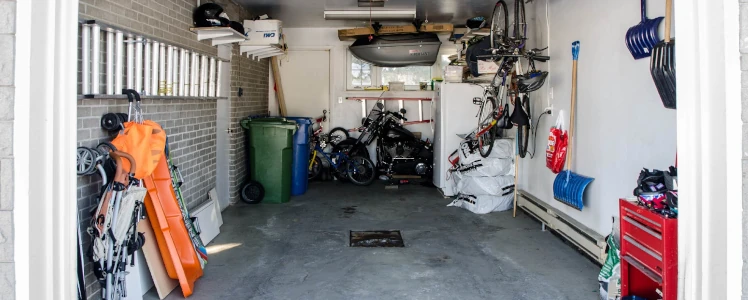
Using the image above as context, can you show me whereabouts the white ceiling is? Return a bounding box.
[233,0,504,28]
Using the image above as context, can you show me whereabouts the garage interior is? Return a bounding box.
[71,0,684,299]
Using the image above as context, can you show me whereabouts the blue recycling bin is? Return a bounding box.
[283,117,313,196]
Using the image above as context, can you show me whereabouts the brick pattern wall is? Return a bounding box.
[77,0,268,298]
[228,47,269,204]
[0,0,14,298]
[77,98,217,298]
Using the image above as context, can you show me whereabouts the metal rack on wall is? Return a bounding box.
[78,20,226,99]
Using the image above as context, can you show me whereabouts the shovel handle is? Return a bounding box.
[568,41,580,170]
[640,0,647,22]
[664,0,672,42]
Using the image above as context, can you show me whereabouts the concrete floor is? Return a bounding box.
[146,181,600,300]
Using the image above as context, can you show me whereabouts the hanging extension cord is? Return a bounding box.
[527,109,552,159]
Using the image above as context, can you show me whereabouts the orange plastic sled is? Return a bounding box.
[143,154,203,297]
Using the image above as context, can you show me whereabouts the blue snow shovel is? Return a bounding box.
[553,41,593,210]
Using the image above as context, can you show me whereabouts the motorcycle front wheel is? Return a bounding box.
[347,156,376,186]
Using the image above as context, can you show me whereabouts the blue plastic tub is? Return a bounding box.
[283,117,313,196]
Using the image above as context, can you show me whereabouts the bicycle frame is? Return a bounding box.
[310,143,349,172]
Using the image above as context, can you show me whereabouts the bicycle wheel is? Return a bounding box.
[518,95,531,158]
[477,96,497,158]
[347,156,376,186]
[308,155,322,180]
[513,0,526,46]
[328,127,349,145]
[490,1,509,49]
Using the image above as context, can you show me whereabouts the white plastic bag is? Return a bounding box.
[457,138,515,166]
[455,175,515,196]
[455,157,514,177]
[447,193,514,214]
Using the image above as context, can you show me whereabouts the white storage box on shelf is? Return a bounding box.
[444,65,465,82]
[239,20,286,60]
[243,20,282,45]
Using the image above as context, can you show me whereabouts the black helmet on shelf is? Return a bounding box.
[193,3,230,27]
[229,21,245,35]
[518,71,549,93]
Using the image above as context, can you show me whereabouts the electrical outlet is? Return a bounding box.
[338,96,343,104]
[544,105,553,116]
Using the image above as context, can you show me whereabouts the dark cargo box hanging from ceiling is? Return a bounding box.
[349,33,442,67]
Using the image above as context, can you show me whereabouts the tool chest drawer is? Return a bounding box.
[619,199,678,300]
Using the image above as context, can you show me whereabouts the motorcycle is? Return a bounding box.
[337,103,434,177]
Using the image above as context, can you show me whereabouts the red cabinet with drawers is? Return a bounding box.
[619,199,678,300]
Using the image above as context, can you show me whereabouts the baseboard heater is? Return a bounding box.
[517,190,607,265]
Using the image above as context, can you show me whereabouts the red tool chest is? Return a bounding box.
[619,198,678,300]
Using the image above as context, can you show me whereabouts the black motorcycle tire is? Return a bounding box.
[347,156,376,186]
[328,127,349,145]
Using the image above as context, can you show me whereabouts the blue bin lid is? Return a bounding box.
[281,117,313,125]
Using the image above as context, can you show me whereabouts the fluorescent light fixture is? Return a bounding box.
[359,0,385,7]
[324,9,416,20]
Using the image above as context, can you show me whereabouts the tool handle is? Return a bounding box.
[568,41,580,170]
[665,0,672,42]
[641,0,647,22]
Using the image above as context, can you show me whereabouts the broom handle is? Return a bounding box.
[567,42,579,171]
[665,0,672,43]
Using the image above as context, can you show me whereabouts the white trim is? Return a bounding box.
[677,0,742,298]
[16,0,78,299]
[13,0,30,299]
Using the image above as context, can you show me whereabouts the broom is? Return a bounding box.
[552,41,594,210]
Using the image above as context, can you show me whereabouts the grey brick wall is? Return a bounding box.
[76,0,268,298]
[228,47,269,204]
[0,0,14,298]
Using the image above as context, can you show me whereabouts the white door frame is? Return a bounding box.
[272,46,333,122]
[677,0,742,299]
[14,0,79,299]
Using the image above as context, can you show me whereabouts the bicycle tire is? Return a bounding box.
[477,96,497,158]
[328,127,350,145]
[519,95,531,158]
[347,156,376,186]
[308,156,322,180]
[490,1,509,50]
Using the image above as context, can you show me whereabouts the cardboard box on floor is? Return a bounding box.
[338,23,454,41]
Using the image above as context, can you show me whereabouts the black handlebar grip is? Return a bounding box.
[533,55,551,62]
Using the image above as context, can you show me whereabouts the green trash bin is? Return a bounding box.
[241,118,297,204]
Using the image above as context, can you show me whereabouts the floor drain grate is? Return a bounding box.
[349,230,405,247]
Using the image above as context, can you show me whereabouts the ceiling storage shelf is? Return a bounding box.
[190,27,248,46]
[239,44,286,60]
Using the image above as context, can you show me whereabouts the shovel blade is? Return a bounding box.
[553,170,594,210]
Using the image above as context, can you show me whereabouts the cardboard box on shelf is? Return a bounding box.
[377,25,418,35]
[338,27,376,40]
[421,23,454,32]
[243,19,282,45]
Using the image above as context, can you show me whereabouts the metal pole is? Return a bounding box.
[172,47,179,96]
[179,49,186,97]
[216,60,222,97]
[208,57,216,97]
[418,100,423,122]
[91,24,101,94]
[151,42,160,96]
[200,55,208,97]
[115,31,124,94]
[81,24,91,94]
[126,35,134,89]
[158,44,165,96]
[144,41,151,95]
[166,45,174,96]
[191,52,199,97]
[135,37,143,93]
[106,30,114,95]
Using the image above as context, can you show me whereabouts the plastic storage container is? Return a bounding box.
[282,117,313,196]
[241,118,297,204]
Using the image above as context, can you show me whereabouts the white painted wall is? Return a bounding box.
[520,0,677,235]
[270,28,457,144]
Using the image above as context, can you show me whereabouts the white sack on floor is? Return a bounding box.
[457,138,515,166]
[455,157,514,177]
[456,174,515,196]
[447,193,514,214]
